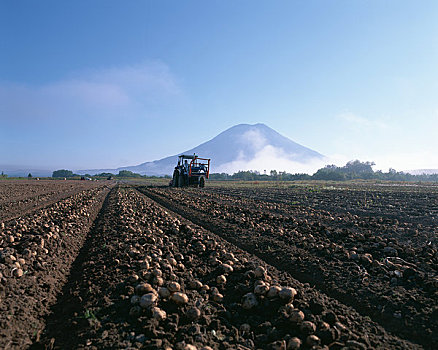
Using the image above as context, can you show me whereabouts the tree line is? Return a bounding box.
[210,160,438,182]
[51,169,171,179]
[40,161,438,182]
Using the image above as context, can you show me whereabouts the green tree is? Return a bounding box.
[28,173,32,178]
[343,160,375,174]
[312,167,346,181]
[117,170,142,178]
[96,172,114,177]
[52,169,74,177]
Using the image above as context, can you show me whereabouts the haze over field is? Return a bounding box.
[1,1,438,175]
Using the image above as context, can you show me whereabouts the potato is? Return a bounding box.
[242,292,258,309]
[212,293,224,302]
[289,309,305,323]
[135,282,154,295]
[170,292,189,305]
[279,287,297,302]
[306,335,320,346]
[267,285,281,298]
[216,275,227,284]
[287,337,302,350]
[158,287,171,298]
[186,307,201,321]
[300,321,316,334]
[221,263,234,273]
[188,280,203,290]
[254,283,269,295]
[128,274,139,283]
[151,307,166,321]
[139,293,157,309]
[270,340,286,350]
[13,268,23,278]
[254,266,267,278]
[168,281,181,292]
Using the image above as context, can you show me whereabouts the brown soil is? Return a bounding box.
[0,180,107,222]
[136,184,437,349]
[0,183,111,348]
[2,182,435,349]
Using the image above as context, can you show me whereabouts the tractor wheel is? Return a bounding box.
[199,176,205,188]
[178,173,185,187]
[172,171,178,187]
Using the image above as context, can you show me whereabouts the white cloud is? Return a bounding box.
[240,129,268,152]
[0,61,182,123]
[338,112,388,129]
[216,144,346,175]
[211,127,350,175]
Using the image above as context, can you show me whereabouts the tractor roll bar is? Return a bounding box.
[179,154,197,160]
[189,157,210,179]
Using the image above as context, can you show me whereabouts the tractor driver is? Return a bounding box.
[184,160,189,173]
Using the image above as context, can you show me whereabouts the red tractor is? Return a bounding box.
[171,154,210,188]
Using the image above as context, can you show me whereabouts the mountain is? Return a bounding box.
[78,123,325,176]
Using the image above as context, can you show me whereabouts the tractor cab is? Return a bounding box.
[171,154,210,187]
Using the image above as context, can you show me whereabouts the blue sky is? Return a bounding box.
[1,0,437,172]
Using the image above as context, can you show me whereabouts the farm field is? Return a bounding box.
[0,180,436,349]
[0,180,105,222]
[140,183,437,348]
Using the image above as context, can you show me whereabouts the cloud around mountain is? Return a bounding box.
[79,123,327,176]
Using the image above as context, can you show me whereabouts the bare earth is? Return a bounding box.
[1,180,436,349]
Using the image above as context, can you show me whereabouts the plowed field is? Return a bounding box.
[1,180,436,349]
[0,180,104,221]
